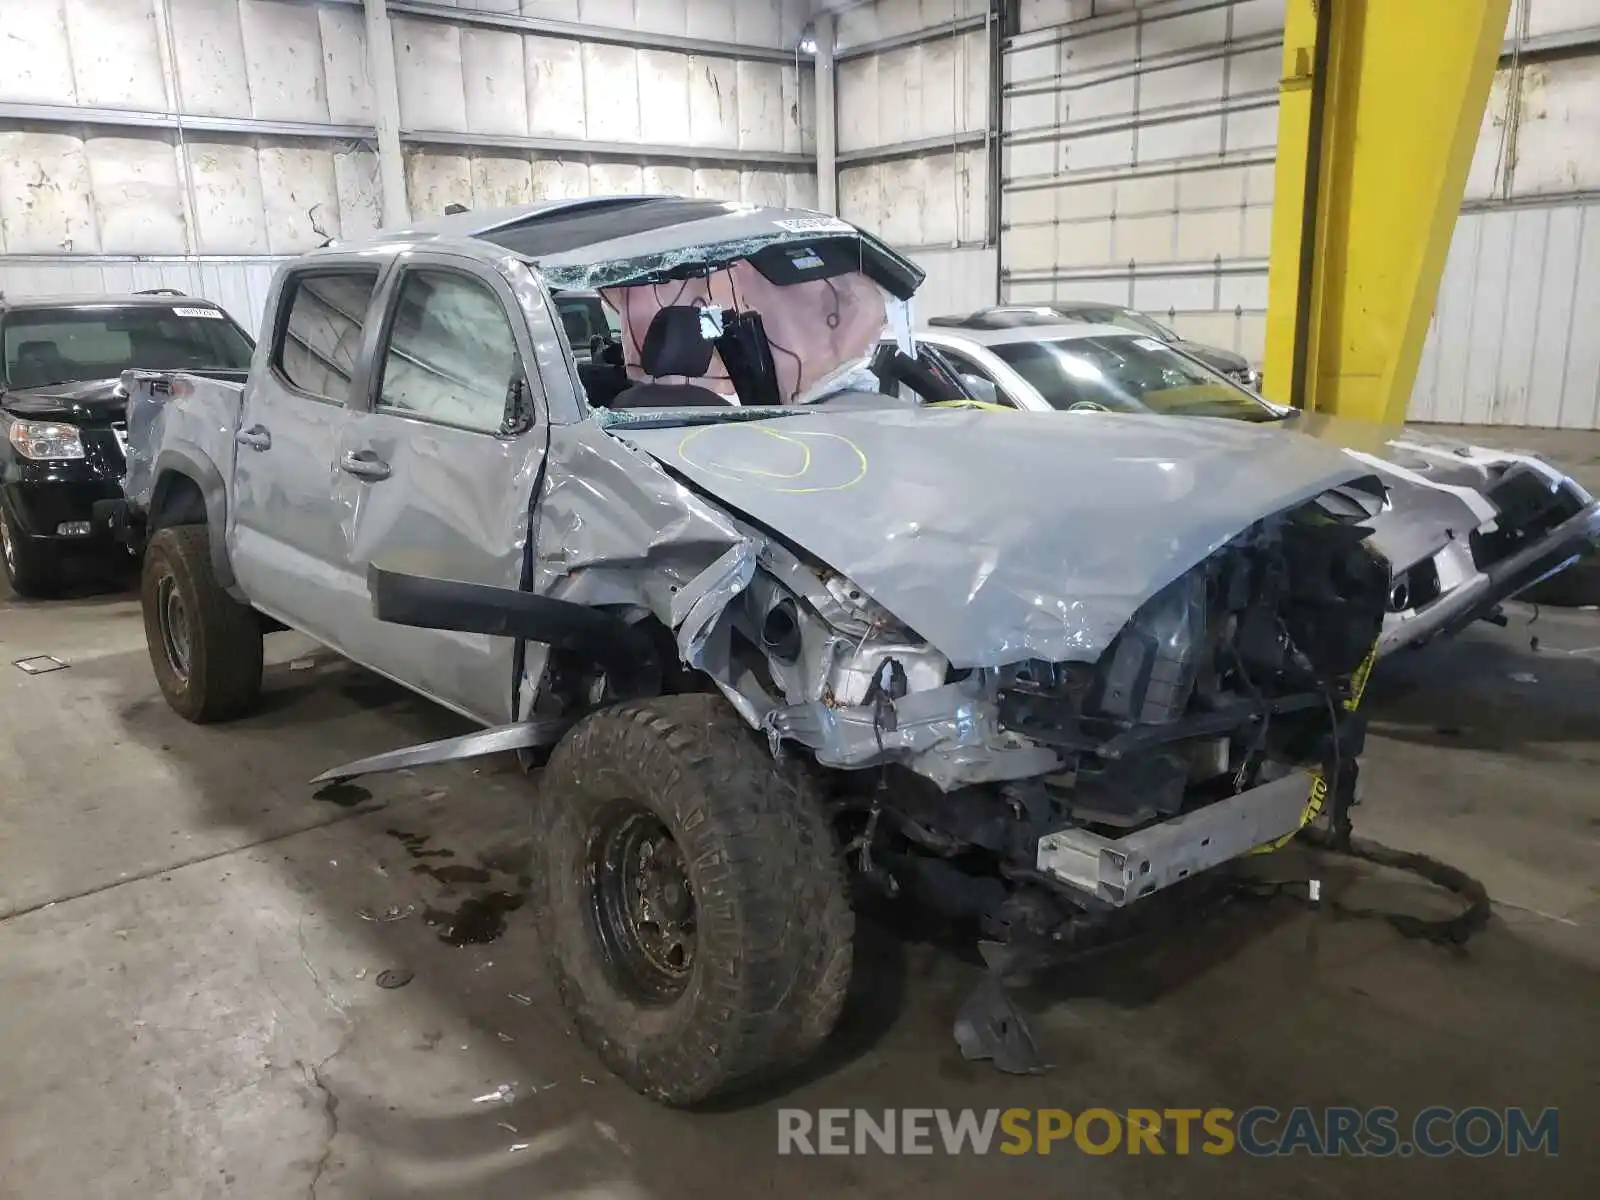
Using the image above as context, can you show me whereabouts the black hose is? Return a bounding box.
[1294,823,1492,948]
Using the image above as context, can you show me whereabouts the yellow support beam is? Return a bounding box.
[1263,0,1511,424]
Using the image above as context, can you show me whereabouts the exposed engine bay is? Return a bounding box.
[523,230,1395,942]
[690,484,1384,903]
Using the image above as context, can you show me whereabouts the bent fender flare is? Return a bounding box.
[152,443,236,590]
[367,561,663,697]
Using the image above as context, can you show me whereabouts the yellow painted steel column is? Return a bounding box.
[1263,0,1511,424]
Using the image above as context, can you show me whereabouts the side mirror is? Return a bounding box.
[960,374,1000,405]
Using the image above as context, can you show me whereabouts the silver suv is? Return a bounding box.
[117,197,1394,1104]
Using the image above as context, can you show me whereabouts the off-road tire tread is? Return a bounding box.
[141,525,263,723]
[537,693,853,1106]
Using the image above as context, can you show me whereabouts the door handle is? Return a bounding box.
[235,425,271,451]
[340,450,392,481]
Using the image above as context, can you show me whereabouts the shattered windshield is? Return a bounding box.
[3,305,253,389]
[992,335,1283,423]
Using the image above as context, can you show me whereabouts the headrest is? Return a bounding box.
[17,341,61,359]
[640,305,715,379]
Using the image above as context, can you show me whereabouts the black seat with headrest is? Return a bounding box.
[11,340,73,388]
[605,305,732,411]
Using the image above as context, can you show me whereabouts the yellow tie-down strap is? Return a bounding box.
[1252,635,1380,854]
[928,399,1014,413]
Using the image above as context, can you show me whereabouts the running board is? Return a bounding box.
[310,718,573,786]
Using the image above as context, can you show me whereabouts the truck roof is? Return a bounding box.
[316,195,927,300]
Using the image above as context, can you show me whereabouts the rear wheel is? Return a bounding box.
[141,525,263,722]
[0,504,58,598]
[536,693,853,1106]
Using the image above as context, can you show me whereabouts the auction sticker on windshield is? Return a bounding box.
[774,217,854,234]
[1133,338,1166,352]
[173,307,224,319]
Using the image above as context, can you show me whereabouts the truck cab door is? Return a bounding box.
[228,267,384,648]
[332,252,552,726]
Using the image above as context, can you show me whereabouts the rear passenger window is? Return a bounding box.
[377,270,523,434]
[274,271,379,403]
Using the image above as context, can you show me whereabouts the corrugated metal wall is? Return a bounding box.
[0,0,815,327]
[1412,199,1600,430]
[832,0,1000,320]
[994,0,1600,429]
[1000,0,1283,364]
[1414,0,1600,430]
[911,245,999,317]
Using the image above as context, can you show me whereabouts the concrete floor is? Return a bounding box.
[2,576,1597,1197]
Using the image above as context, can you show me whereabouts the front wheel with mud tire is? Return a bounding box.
[536,693,854,1107]
[141,525,264,723]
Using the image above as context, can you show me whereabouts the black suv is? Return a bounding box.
[1,291,254,595]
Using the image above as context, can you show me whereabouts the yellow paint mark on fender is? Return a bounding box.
[676,423,868,494]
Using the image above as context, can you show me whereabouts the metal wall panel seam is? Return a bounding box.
[1462,189,1600,212]
[1488,208,1525,422]
[1003,148,1277,192]
[1552,206,1587,428]
[1003,89,1280,146]
[0,101,376,140]
[387,0,803,64]
[1004,258,1269,282]
[0,104,816,169]
[835,131,987,166]
[401,128,812,167]
[1008,0,1243,51]
[836,15,990,62]
[1560,205,1596,428]
[1005,31,1283,96]
[1519,208,1556,425]
[1454,215,1488,424]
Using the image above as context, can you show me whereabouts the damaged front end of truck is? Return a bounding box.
[309,200,1394,1072]
[355,401,1391,1071]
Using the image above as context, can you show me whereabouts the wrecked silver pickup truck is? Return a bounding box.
[116,198,1393,1105]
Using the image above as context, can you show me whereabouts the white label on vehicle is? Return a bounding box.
[774,217,853,234]
[173,306,224,319]
[1133,337,1167,352]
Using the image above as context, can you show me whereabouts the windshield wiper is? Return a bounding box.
[596,405,805,431]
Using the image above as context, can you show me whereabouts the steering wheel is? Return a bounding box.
[1066,400,1109,413]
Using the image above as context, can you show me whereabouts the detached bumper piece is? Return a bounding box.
[311,718,573,786]
[302,562,669,788]
[954,942,1047,1075]
[1445,501,1600,639]
[1036,769,1315,906]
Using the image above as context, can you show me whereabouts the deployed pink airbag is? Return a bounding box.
[601,263,886,403]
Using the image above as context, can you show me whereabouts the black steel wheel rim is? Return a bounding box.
[157,574,191,679]
[584,803,697,1004]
